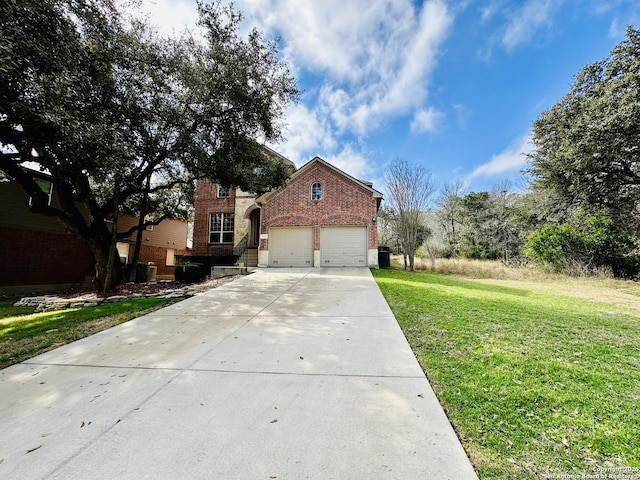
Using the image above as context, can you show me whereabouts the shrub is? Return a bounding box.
[135,263,149,283]
[526,216,639,277]
[175,263,207,283]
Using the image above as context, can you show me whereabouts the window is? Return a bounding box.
[311,182,322,200]
[166,249,176,267]
[28,178,53,206]
[217,184,230,198]
[116,242,130,265]
[209,212,234,243]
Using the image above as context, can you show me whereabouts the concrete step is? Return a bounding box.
[240,248,258,267]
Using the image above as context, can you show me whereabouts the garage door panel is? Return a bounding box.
[321,227,367,267]
[269,227,313,267]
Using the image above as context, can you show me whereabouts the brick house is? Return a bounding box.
[115,216,190,279]
[0,171,189,293]
[192,156,383,268]
[191,180,263,265]
[0,173,96,292]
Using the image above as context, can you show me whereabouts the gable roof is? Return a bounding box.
[260,144,296,170]
[256,156,383,204]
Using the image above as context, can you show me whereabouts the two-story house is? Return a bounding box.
[192,155,383,268]
[0,170,189,293]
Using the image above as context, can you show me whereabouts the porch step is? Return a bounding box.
[238,247,258,267]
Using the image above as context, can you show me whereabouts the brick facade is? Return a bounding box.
[135,244,190,277]
[192,180,258,256]
[1,176,189,291]
[193,180,235,255]
[116,217,189,279]
[0,226,95,288]
[259,160,380,251]
[191,156,383,268]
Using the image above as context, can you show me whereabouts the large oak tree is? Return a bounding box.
[0,0,298,290]
[529,26,640,232]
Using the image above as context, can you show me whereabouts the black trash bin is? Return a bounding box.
[378,247,390,269]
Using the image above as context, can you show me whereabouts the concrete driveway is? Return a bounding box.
[1,268,477,479]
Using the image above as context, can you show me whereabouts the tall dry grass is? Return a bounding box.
[391,255,614,281]
[392,255,541,280]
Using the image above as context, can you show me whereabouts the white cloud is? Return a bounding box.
[466,134,534,182]
[239,0,413,81]
[410,107,444,133]
[479,2,499,24]
[137,0,199,36]
[238,0,452,134]
[270,104,372,180]
[500,0,556,51]
[268,103,336,166]
[453,103,470,129]
[133,0,453,175]
[324,145,372,180]
[318,86,352,133]
[476,0,559,59]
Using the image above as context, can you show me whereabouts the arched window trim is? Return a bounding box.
[311,182,323,201]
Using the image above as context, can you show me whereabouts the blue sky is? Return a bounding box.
[140,0,640,195]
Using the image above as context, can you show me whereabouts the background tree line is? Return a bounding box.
[383,27,640,278]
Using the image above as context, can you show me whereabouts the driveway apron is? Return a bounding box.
[0,268,477,480]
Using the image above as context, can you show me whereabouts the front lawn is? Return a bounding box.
[373,268,640,479]
[0,297,173,369]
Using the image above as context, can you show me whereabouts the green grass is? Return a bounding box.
[0,297,173,369]
[0,301,34,319]
[372,268,640,479]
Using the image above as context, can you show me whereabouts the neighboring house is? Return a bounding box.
[115,216,190,279]
[0,173,96,292]
[192,156,383,268]
[0,172,189,293]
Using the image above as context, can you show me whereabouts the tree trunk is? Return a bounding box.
[87,239,111,292]
[103,187,120,293]
[128,218,145,282]
[129,176,151,281]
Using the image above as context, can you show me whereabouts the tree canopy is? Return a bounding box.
[529,26,640,232]
[525,26,640,276]
[0,0,298,290]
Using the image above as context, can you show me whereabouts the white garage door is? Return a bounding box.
[320,226,368,267]
[269,227,313,267]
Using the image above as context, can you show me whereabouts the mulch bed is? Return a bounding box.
[3,276,242,302]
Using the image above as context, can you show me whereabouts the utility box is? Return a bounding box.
[147,264,157,282]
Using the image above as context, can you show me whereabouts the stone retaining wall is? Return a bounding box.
[14,289,194,313]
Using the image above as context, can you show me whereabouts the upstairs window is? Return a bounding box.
[28,178,53,206]
[209,212,234,243]
[311,182,322,201]
[217,185,230,198]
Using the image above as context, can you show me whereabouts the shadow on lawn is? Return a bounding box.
[374,269,531,298]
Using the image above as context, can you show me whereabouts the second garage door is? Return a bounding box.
[269,227,313,267]
[320,226,368,267]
